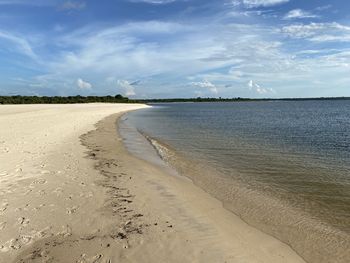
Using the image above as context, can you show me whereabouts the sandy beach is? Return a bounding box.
[0,104,305,263]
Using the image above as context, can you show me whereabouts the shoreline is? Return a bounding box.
[134,125,350,263]
[0,104,305,262]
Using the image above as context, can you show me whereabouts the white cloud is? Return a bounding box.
[315,5,332,11]
[311,35,350,42]
[230,0,241,7]
[45,21,234,85]
[77,78,92,89]
[26,21,301,96]
[129,0,177,4]
[248,80,274,94]
[283,9,318,20]
[10,16,350,98]
[282,22,350,42]
[0,0,86,9]
[59,1,86,10]
[0,0,55,6]
[248,80,273,94]
[191,80,218,94]
[117,80,136,96]
[242,0,289,8]
[0,31,37,60]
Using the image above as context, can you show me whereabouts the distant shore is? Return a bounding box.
[0,104,304,262]
[1,95,350,105]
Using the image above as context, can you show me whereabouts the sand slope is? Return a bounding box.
[0,104,305,263]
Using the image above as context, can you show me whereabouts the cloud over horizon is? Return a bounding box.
[77,78,92,89]
[117,80,137,97]
[0,0,349,98]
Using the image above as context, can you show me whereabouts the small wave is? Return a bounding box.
[136,134,350,263]
[142,133,175,163]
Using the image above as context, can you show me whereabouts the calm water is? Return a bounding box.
[119,101,350,263]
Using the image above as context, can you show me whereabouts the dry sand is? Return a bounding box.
[0,104,306,263]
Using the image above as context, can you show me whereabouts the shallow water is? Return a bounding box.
[119,101,350,263]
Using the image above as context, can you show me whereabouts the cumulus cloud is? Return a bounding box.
[248,80,273,94]
[191,80,218,94]
[77,78,92,89]
[283,9,318,20]
[117,80,136,96]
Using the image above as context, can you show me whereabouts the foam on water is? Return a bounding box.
[118,115,178,176]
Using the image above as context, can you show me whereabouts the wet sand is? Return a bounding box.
[0,104,305,263]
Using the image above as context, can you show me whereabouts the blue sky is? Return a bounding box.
[0,0,349,98]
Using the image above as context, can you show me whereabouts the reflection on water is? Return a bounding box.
[119,101,350,263]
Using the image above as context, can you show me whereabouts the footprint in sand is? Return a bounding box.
[79,192,93,198]
[0,171,7,176]
[23,189,33,196]
[15,204,30,212]
[0,202,9,214]
[0,236,33,251]
[31,179,47,185]
[53,170,63,176]
[9,235,32,250]
[0,222,6,231]
[33,204,47,211]
[0,244,9,252]
[66,206,79,214]
[37,190,47,196]
[91,254,103,263]
[15,167,23,173]
[53,187,63,196]
[59,225,72,237]
[2,147,10,153]
[76,254,87,263]
[18,217,30,227]
[33,227,52,239]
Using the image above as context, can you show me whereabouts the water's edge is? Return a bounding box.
[118,111,349,263]
[117,113,307,261]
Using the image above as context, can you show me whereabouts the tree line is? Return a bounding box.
[1,95,350,104]
[0,95,130,104]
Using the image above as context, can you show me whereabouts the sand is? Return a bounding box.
[0,104,306,263]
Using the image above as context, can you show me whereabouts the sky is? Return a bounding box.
[0,0,349,98]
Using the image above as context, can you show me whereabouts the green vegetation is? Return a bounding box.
[0,95,130,104]
[1,95,350,105]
